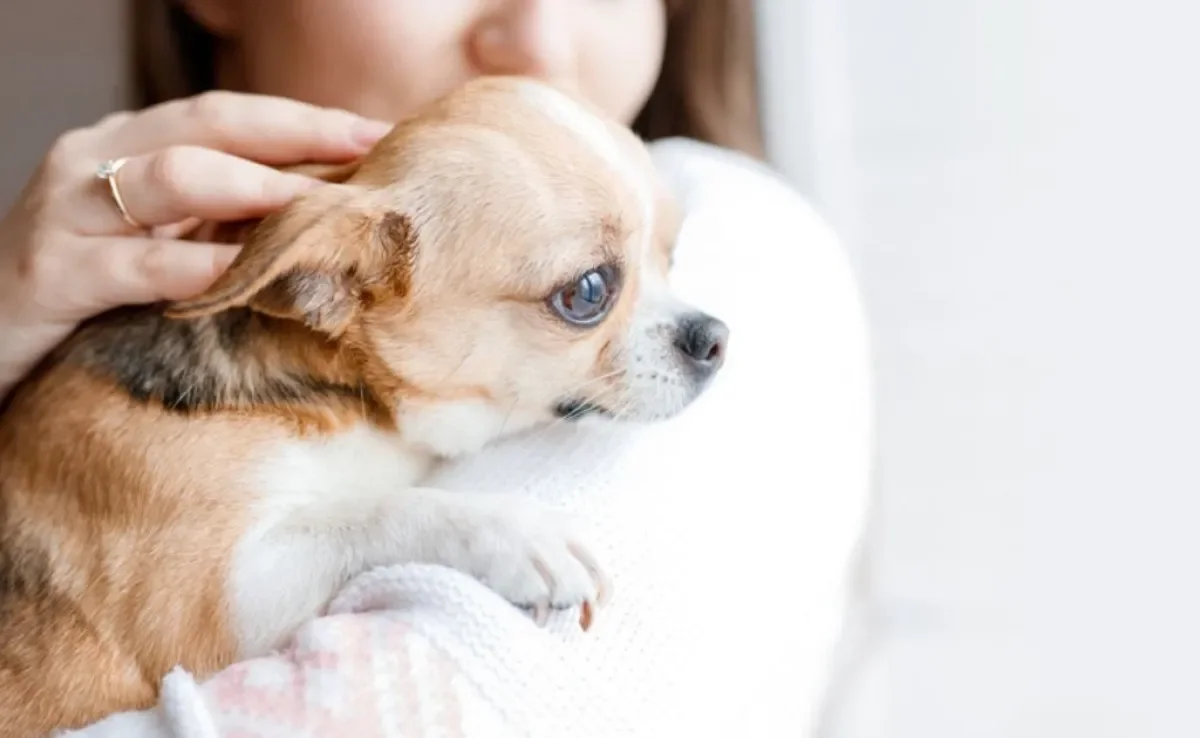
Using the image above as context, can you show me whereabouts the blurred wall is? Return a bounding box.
[0,0,128,210]
[757,1,1200,737]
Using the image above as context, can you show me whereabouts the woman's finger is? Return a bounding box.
[105,91,392,165]
[87,237,241,308]
[79,145,325,234]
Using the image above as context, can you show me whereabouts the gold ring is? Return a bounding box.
[96,158,143,229]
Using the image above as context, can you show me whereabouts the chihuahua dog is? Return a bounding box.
[0,76,729,735]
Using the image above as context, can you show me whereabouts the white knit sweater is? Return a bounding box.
[64,139,873,738]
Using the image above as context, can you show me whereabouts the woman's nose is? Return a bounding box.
[470,0,573,82]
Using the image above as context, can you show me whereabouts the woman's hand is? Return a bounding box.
[0,91,390,400]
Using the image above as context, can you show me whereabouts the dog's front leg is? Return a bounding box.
[228,486,611,657]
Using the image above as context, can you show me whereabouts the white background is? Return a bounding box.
[759,1,1200,736]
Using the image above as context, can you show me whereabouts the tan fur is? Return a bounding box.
[0,76,687,736]
[0,371,245,731]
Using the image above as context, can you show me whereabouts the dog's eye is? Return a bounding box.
[550,265,620,326]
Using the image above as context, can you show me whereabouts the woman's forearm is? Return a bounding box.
[0,315,69,406]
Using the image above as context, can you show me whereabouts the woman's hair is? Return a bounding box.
[129,0,765,159]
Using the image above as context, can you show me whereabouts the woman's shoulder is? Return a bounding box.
[646,137,836,245]
[648,137,785,183]
[646,137,850,283]
[647,138,805,202]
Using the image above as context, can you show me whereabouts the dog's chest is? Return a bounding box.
[396,399,543,458]
[250,400,540,504]
[255,424,432,502]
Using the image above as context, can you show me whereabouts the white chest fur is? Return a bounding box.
[396,398,544,459]
[231,424,432,655]
[250,399,540,521]
[230,405,544,656]
[256,423,431,503]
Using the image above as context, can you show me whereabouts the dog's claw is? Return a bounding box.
[533,600,550,626]
[579,600,595,631]
[595,575,613,608]
[568,541,612,607]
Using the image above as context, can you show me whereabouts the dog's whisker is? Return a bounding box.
[607,395,638,424]
[516,368,626,436]
[557,382,622,420]
[553,368,626,402]
[442,348,474,386]
[495,368,628,438]
[531,385,623,438]
[499,386,522,435]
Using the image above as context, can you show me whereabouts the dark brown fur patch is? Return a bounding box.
[377,212,418,302]
[56,306,373,417]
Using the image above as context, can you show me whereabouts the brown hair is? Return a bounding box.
[129,0,764,159]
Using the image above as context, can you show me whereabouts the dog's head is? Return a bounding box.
[169,77,728,455]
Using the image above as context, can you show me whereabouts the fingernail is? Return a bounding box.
[352,119,393,148]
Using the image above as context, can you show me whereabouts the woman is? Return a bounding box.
[0,0,762,401]
[5,2,873,736]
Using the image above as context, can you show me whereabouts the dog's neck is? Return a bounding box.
[59,305,395,432]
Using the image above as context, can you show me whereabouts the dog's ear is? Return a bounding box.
[282,160,361,184]
[166,185,360,335]
[166,185,414,338]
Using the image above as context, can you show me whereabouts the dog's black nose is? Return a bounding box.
[674,313,730,379]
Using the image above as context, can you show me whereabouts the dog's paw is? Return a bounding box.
[440,495,611,628]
